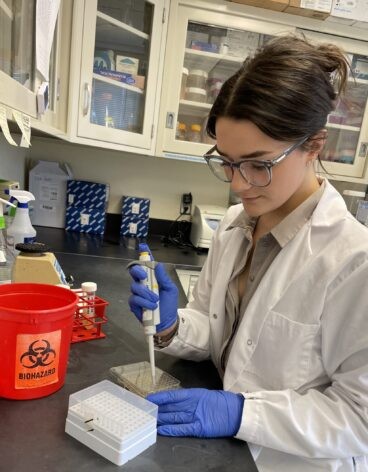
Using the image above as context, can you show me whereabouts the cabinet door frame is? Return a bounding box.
[70,0,167,152]
[156,2,295,160]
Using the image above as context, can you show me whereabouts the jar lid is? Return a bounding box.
[182,67,189,75]
[189,69,208,78]
[191,124,201,131]
[185,87,207,95]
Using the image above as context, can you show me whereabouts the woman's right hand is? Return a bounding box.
[129,262,179,333]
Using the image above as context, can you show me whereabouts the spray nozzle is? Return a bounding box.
[8,190,35,204]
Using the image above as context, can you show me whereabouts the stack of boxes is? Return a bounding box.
[120,196,150,239]
[65,180,109,236]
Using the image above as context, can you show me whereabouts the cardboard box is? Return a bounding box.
[122,196,150,218]
[29,160,73,228]
[65,206,106,235]
[116,55,139,75]
[330,0,368,22]
[67,180,109,210]
[284,0,332,19]
[93,69,145,90]
[229,0,289,12]
[120,215,149,238]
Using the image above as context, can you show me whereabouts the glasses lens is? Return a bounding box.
[207,157,232,182]
[239,162,271,187]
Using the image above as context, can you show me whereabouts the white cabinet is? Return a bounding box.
[298,30,368,182]
[67,0,168,154]
[156,0,368,183]
[156,2,294,161]
[0,0,72,135]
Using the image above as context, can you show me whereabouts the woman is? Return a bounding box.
[129,35,368,471]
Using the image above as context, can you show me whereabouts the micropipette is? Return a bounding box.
[138,244,160,386]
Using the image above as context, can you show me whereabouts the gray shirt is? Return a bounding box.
[220,182,325,374]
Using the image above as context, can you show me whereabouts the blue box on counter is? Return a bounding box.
[122,196,150,218]
[120,215,149,238]
[67,180,109,210]
[65,206,106,235]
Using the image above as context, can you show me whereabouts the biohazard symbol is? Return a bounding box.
[20,339,56,369]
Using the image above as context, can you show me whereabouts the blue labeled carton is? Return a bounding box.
[65,206,106,235]
[122,196,150,218]
[67,180,109,210]
[120,215,149,238]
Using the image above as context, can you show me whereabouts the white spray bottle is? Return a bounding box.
[7,190,37,252]
[0,197,16,283]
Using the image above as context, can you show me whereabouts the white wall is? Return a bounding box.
[0,135,229,220]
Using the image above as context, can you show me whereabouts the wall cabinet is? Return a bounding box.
[67,0,168,154]
[155,0,368,184]
[298,30,368,181]
[0,0,72,135]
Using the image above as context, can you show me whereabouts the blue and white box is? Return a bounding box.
[67,180,109,210]
[120,215,149,238]
[122,196,150,218]
[65,207,106,235]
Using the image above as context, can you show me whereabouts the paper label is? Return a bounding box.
[40,184,58,201]
[301,0,332,11]
[15,331,61,389]
[12,110,31,147]
[0,105,17,146]
[80,213,90,225]
[129,222,138,234]
[131,202,140,214]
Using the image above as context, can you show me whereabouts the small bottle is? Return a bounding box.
[188,124,202,143]
[81,281,97,328]
[0,198,15,284]
[176,122,187,141]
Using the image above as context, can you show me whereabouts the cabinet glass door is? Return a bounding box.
[0,0,35,91]
[78,0,163,149]
[297,29,368,179]
[160,6,294,159]
[175,22,272,147]
[321,54,368,176]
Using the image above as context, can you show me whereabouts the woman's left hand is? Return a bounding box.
[147,388,244,438]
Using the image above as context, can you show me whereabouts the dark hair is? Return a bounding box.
[206,35,350,150]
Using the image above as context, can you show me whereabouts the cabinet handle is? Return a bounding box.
[83,83,91,116]
[166,112,175,129]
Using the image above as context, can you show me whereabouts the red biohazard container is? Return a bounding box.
[0,283,78,400]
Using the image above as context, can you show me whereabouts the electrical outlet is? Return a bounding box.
[180,193,192,215]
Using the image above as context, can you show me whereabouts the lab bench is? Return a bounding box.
[0,228,258,472]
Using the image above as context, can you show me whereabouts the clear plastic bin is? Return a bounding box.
[109,361,181,397]
[185,87,207,102]
[65,380,157,466]
[187,69,208,89]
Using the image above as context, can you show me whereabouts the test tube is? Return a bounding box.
[81,281,97,328]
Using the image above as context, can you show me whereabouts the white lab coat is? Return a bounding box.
[163,180,368,472]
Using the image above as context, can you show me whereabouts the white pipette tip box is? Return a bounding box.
[65,380,158,466]
[109,361,181,398]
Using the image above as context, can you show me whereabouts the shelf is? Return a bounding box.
[95,12,149,51]
[93,73,144,94]
[97,12,149,40]
[179,99,212,117]
[184,48,244,73]
[326,123,361,132]
[348,77,368,85]
[0,0,13,20]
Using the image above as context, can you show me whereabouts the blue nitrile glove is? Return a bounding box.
[129,262,179,332]
[146,388,244,438]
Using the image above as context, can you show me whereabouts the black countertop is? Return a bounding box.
[0,228,258,472]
